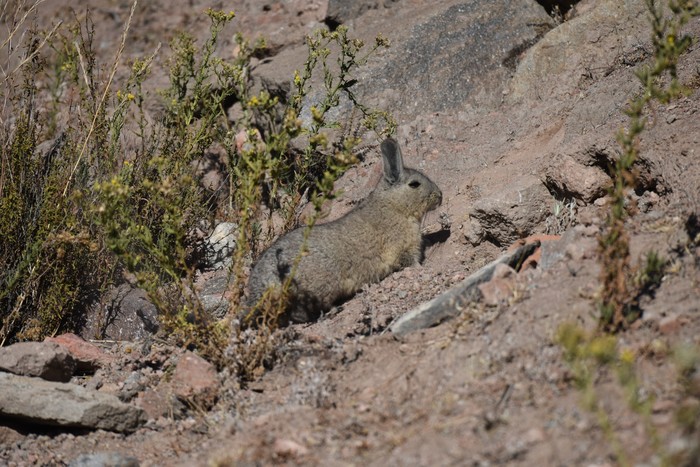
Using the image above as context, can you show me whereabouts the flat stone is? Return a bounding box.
[0,372,146,433]
[0,341,76,382]
[135,388,177,420]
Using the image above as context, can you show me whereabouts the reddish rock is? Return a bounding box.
[45,333,115,373]
[171,351,219,409]
[136,387,174,420]
[0,341,76,382]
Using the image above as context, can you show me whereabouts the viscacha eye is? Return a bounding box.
[408,180,421,188]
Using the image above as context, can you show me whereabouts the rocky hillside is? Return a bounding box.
[1,0,699,465]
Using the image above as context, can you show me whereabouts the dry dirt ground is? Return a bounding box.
[1,0,700,466]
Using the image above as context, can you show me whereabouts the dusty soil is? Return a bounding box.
[1,0,699,466]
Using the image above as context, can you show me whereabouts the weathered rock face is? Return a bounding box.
[509,0,649,104]
[325,0,398,26]
[0,341,76,382]
[543,154,609,203]
[0,372,146,433]
[375,0,554,113]
[255,0,555,120]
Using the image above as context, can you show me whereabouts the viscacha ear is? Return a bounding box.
[380,138,405,185]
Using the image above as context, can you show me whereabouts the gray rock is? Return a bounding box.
[68,452,139,467]
[197,272,230,319]
[81,283,159,341]
[325,0,397,25]
[0,341,76,382]
[0,372,146,433]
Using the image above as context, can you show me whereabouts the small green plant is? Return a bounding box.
[599,0,699,331]
[557,323,665,466]
[558,323,700,466]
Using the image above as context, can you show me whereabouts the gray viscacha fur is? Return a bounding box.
[245,138,442,325]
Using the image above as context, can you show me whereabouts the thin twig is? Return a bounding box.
[0,0,47,67]
[2,20,62,83]
[62,0,138,197]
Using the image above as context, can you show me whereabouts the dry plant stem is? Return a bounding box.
[0,0,46,65]
[2,21,62,86]
[62,0,138,197]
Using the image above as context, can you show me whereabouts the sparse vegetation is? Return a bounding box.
[0,2,393,374]
[598,0,699,332]
[557,323,700,466]
[557,1,700,464]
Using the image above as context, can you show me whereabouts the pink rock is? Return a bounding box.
[171,351,219,408]
[45,333,115,373]
[478,276,514,306]
[273,438,309,458]
[136,388,172,420]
